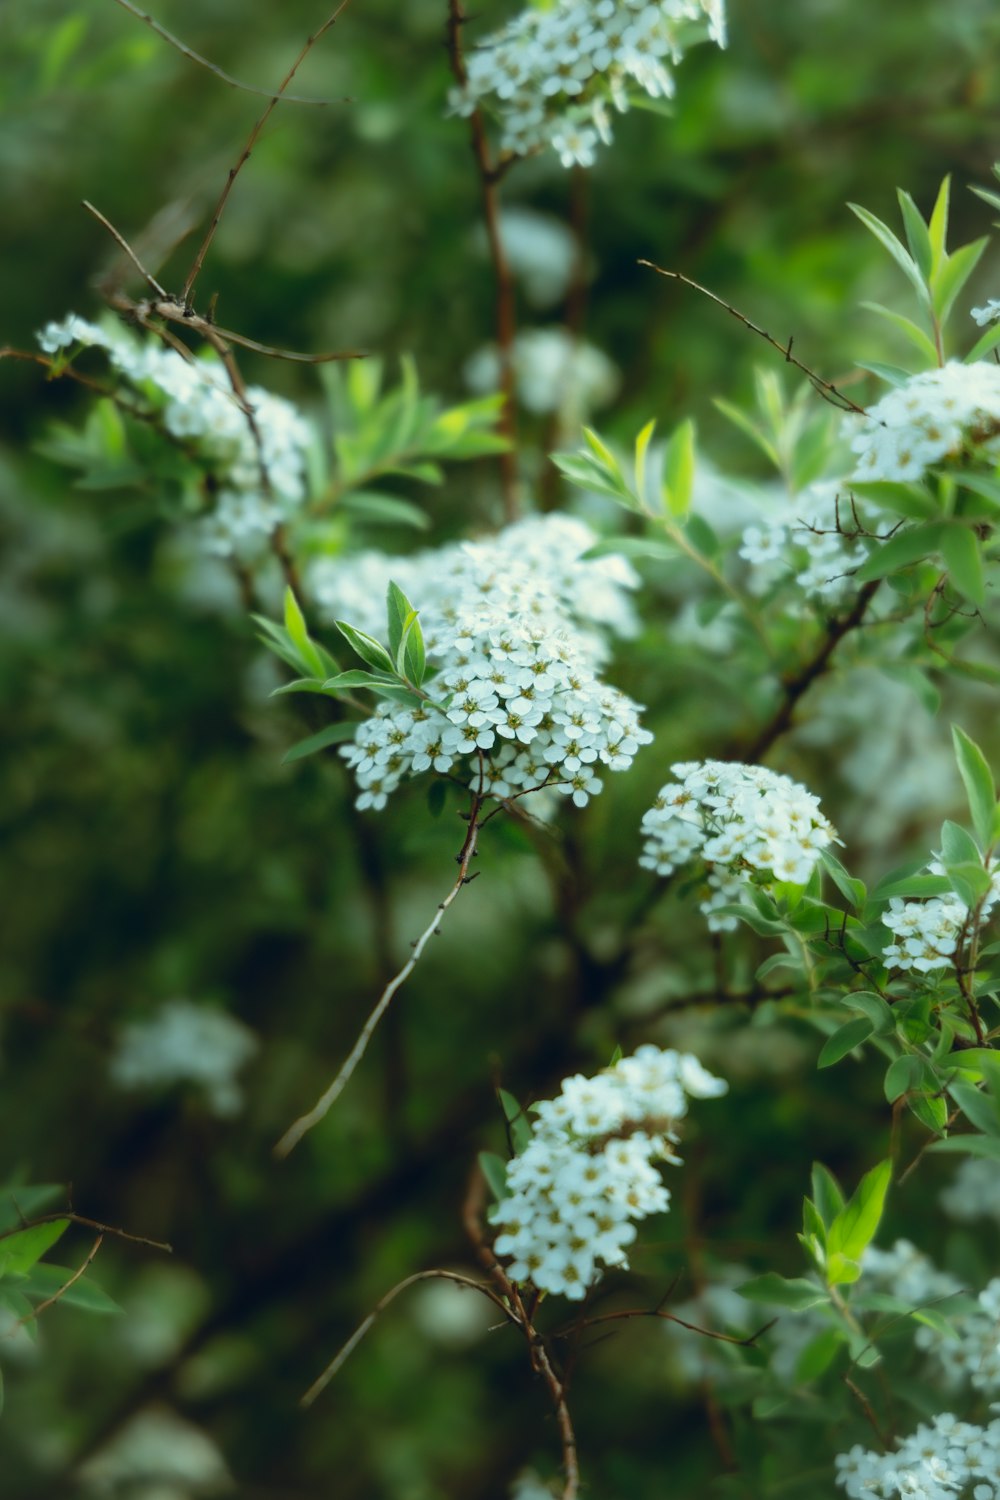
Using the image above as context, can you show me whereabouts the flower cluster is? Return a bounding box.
[340,601,651,811]
[738,482,872,605]
[639,761,837,930]
[835,1414,1000,1500]
[464,327,619,420]
[109,999,259,1117]
[861,1239,963,1307]
[916,1279,1000,1397]
[311,513,639,661]
[447,0,726,169]
[490,1046,726,1300]
[972,300,1000,327]
[940,1158,1000,1226]
[849,361,1000,483]
[37,314,312,558]
[881,858,1000,974]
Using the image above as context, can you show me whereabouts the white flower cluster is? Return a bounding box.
[341,601,651,811]
[37,314,311,558]
[861,1239,963,1307]
[79,1406,232,1497]
[940,1158,1000,1227]
[738,482,872,605]
[464,327,620,420]
[448,0,726,168]
[110,1000,259,1117]
[835,1414,1000,1500]
[311,513,640,660]
[972,300,1000,327]
[916,1279,1000,1397]
[881,860,1000,974]
[490,1045,726,1300]
[639,761,837,930]
[849,362,1000,483]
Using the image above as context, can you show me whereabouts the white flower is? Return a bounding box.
[848,362,1000,484]
[464,326,620,419]
[110,1000,258,1117]
[490,1046,726,1301]
[639,760,837,930]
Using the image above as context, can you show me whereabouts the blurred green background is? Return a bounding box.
[3,2,1000,1496]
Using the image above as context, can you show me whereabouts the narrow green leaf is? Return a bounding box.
[795,1327,845,1382]
[283,589,324,678]
[335,621,395,674]
[849,203,930,305]
[340,492,430,530]
[811,1164,846,1227]
[386,581,411,659]
[948,1080,1000,1138]
[966,320,1000,364]
[819,849,866,908]
[849,481,938,521]
[842,991,895,1037]
[20,1264,120,1314]
[663,418,696,518]
[859,301,937,363]
[634,419,655,507]
[930,1134,1000,1158]
[818,1018,874,1069]
[0,1220,70,1277]
[928,176,951,272]
[896,190,933,281]
[940,525,985,606]
[737,1274,829,1311]
[713,398,780,468]
[479,1152,508,1204]
[827,1160,891,1267]
[884,1055,926,1102]
[931,237,989,325]
[854,524,944,583]
[871,872,952,901]
[952,725,996,851]
[321,670,387,691]
[497,1089,532,1155]
[281,723,358,764]
[940,820,982,866]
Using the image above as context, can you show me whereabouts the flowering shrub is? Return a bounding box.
[9,7,1000,1498]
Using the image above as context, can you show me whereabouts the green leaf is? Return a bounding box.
[928,176,951,273]
[20,1263,120,1314]
[810,1164,846,1228]
[281,722,358,764]
[335,621,395,675]
[842,991,895,1037]
[826,1160,891,1274]
[853,524,944,584]
[849,203,930,305]
[497,1089,532,1155]
[930,1134,1000,1158]
[884,1054,927,1102]
[819,850,866,908]
[283,590,325,679]
[341,492,431,530]
[940,525,985,606]
[858,301,937,363]
[948,1080,1000,1138]
[478,1152,508,1204]
[713,398,780,469]
[663,418,696,518]
[795,1327,845,1383]
[952,725,996,852]
[849,481,938,521]
[940,820,982,866]
[871,872,952,901]
[896,189,933,281]
[0,1187,64,1235]
[931,237,989,325]
[321,670,387,691]
[966,320,1000,364]
[0,1219,70,1277]
[818,1018,874,1069]
[633,419,655,507]
[385,581,411,659]
[737,1273,829,1311]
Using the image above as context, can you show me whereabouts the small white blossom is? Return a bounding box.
[492,1046,726,1301]
[639,760,837,931]
[464,327,620,420]
[110,1000,258,1117]
[849,362,1000,484]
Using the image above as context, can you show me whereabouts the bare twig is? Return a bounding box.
[445,0,521,522]
[10,1236,104,1333]
[274,794,485,1156]
[111,0,339,104]
[301,1267,513,1407]
[638,262,871,417]
[181,0,354,304]
[0,1211,171,1254]
[564,1303,777,1347]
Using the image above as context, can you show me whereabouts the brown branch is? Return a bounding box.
[565,1303,777,1347]
[300,1268,514,1407]
[445,0,521,522]
[463,1166,580,1500]
[273,791,485,1156]
[110,0,339,104]
[11,1236,104,1332]
[740,578,882,761]
[638,262,871,417]
[0,1211,171,1254]
[181,0,354,304]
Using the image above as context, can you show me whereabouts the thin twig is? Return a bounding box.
[274,795,484,1156]
[181,0,354,304]
[111,0,339,104]
[565,1304,777,1346]
[0,1211,171,1254]
[10,1236,104,1332]
[638,262,871,417]
[445,0,521,521]
[301,1267,513,1407]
